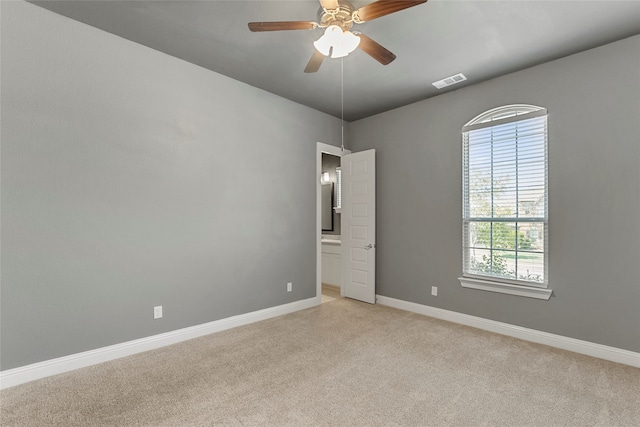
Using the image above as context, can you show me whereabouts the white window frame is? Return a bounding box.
[458,105,551,300]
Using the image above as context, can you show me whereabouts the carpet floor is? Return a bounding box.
[1,298,639,426]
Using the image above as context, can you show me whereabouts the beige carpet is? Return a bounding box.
[1,298,639,426]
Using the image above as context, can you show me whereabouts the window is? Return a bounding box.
[459,105,550,300]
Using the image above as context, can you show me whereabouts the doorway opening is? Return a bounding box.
[316,142,349,304]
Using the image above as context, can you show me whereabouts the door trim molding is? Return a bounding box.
[317,142,349,303]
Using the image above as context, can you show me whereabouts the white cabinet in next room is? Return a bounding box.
[321,242,342,288]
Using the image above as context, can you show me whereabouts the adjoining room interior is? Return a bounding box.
[2,0,639,425]
[320,152,343,303]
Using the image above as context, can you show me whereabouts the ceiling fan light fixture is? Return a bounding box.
[314,25,341,56]
[314,25,360,58]
[331,31,360,58]
[250,0,429,72]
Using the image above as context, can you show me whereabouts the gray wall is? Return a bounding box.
[2,2,638,374]
[349,35,640,352]
[1,2,343,370]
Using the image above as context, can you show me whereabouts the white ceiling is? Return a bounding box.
[31,0,640,121]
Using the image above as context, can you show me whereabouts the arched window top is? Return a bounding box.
[463,104,546,132]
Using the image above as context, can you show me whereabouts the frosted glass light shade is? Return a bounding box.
[314,26,342,56]
[313,26,361,58]
[331,31,360,58]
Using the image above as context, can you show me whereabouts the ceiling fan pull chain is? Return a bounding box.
[341,56,345,152]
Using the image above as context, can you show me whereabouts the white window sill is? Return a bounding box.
[458,277,552,300]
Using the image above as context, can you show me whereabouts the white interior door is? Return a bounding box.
[341,149,376,304]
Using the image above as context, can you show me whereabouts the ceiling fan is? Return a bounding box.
[248,0,427,73]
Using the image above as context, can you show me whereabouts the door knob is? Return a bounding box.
[364,243,375,250]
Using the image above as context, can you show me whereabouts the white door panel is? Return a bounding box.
[341,149,376,304]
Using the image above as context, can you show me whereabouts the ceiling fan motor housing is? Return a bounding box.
[318,1,356,31]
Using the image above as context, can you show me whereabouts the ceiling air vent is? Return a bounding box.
[432,73,467,89]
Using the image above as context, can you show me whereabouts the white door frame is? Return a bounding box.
[316,142,350,304]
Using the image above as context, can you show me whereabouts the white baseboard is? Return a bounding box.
[0,297,319,390]
[376,295,640,368]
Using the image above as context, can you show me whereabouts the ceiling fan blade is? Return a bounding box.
[354,0,427,23]
[248,21,317,32]
[357,33,396,65]
[319,0,340,11]
[304,50,325,73]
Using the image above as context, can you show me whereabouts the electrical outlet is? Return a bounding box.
[287,282,292,292]
[154,305,163,319]
[431,286,438,297]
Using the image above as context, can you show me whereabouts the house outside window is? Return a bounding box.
[459,105,551,300]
